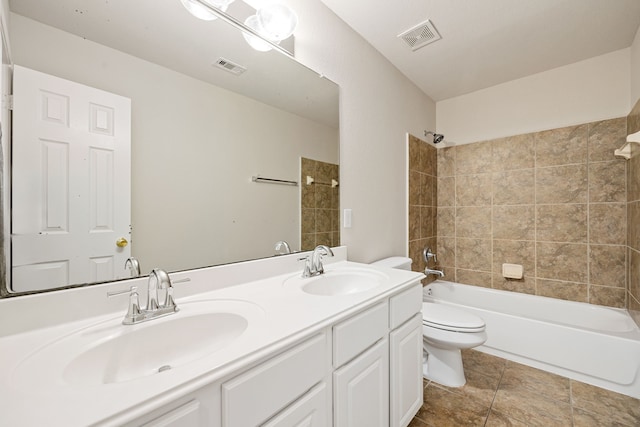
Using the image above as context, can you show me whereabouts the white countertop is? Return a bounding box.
[0,250,423,426]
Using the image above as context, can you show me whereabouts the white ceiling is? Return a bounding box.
[320,0,640,101]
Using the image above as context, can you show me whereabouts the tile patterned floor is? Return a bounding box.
[408,349,640,426]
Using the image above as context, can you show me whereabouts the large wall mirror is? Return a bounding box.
[3,0,339,295]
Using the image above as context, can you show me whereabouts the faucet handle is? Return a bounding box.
[423,247,437,264]
[108,286,142,324]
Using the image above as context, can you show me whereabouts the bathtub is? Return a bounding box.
[424,280,640,399]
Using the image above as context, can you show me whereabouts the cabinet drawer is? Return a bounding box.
[389,283,422,330]
[263,382,329,427]
[222,333,328,426]
[333,302,388,367]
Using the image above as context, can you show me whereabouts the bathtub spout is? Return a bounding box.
[425,268,445,278]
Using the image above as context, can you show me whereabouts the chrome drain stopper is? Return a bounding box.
[158,365,172,373]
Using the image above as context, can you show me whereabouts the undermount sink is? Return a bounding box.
[285,268,388,296]
[11,299,264,388]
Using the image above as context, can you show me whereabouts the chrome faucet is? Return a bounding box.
[124,257,141,277]
[301,245,334,277]
[423,247,445,278]
[274,240,292,255]
[108,269,189,325]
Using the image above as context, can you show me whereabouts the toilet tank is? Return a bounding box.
[370,256,413,271]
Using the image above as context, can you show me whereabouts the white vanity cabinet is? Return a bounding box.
[124,281,423,427]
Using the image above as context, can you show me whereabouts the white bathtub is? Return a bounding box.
[424,280,640,399]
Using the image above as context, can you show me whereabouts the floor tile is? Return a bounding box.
[572,407,633,427]
[492,387,573,426]
[415,383,490,426]
[432,367,500,407]
[462,349,507,381]
[485,410,530,426]
[571,380,640,426]
[500,360,571,403]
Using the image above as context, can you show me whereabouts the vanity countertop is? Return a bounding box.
[0,251,424,426]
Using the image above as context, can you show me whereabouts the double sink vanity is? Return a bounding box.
[0,247,425,426]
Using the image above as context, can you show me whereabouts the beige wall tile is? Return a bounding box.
[457,206,492,238]
[437,146,456,177]
[589,160,626,203]
[629,201,640,250]
[492,205,535,240]
[492,169,534,205]
[316,184,332,208]
[536,164,588,204]
[456,269,492,288]
[421,206,435,238]
[630,294,640,328]
[437,237,456,268]
[628,152,640,203]
[589,245,626,288]
[536,242,588,282]
[492,239,535,277]
[409,170,421,205]
[421,173,435,206]
[536,204,587,243]
[456,141,492,175]
[588,117,627,162]
[535,124,588,167]
[437,207,455,237]
[409,205,420,241]
[437,176,455,207]
[589,285,626,308]
[629,98,640,134]
[589,203,626,245]
[408,134,421,172]
[301,233,315,251]
[316,209,332,232]
[409,239,426,273]
[630,248,640,300]
[456,174,492,206]
[493,276,536,294]
[456,238,491,271]
[491,134,536,172]
[301,208,315,234]
[536,278,588,302]
[421,140,437,176]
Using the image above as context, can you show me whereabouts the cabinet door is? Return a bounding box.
[263,382,330,427]
[334,338,389,427]
[390,314,423,427]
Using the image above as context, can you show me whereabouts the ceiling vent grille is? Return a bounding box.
[214,57,247,75]
[397,19,441,51]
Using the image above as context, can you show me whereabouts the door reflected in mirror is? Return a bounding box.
[5,0,339,294]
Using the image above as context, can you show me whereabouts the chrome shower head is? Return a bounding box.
[424,130,444,144]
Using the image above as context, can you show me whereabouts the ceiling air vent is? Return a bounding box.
[214,57,247,75]
[397,19,441,51]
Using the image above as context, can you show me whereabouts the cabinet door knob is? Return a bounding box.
[116,237,129,248]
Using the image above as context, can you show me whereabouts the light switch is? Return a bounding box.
[343,209,352,228]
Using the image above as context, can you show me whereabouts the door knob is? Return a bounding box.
[116,237,129,248]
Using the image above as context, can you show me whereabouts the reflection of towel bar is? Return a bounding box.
[252,176,298,186]
[306,175,339,187]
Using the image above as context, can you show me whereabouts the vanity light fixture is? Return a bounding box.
[243,14,280,52]
[180,0,235,21]
[243,3,298,51]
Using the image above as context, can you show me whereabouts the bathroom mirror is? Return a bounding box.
[4,0,339,294]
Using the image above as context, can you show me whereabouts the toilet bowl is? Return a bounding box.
[370,256,487,387]
[421,302,487,387]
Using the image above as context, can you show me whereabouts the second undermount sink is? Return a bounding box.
[11,299,264,388]
[285,268,388,296]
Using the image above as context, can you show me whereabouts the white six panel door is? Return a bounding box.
[12,65,131,292]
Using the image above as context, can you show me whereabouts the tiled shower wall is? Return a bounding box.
[628,100,640,326]
[301,157,340,251]
[408,135,438,284]
[436,118,628,308]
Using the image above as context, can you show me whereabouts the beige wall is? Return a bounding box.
[437,49,631,145]
[436,118,628,307]
[288,0,437,262]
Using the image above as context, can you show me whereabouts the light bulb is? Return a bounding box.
[180,0,233,21]
[242,14,279,52]
[256,3,298,41]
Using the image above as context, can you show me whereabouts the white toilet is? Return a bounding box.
[371,256,487,388]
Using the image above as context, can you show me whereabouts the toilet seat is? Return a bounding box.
[422,302,485,333]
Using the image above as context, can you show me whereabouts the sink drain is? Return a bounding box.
[158,365,172,373]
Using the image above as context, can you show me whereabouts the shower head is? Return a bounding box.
[424,130,444,144]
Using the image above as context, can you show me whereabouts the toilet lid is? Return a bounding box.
[422,302,485,332]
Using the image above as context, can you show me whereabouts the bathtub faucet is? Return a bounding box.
[425,268,445,278]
